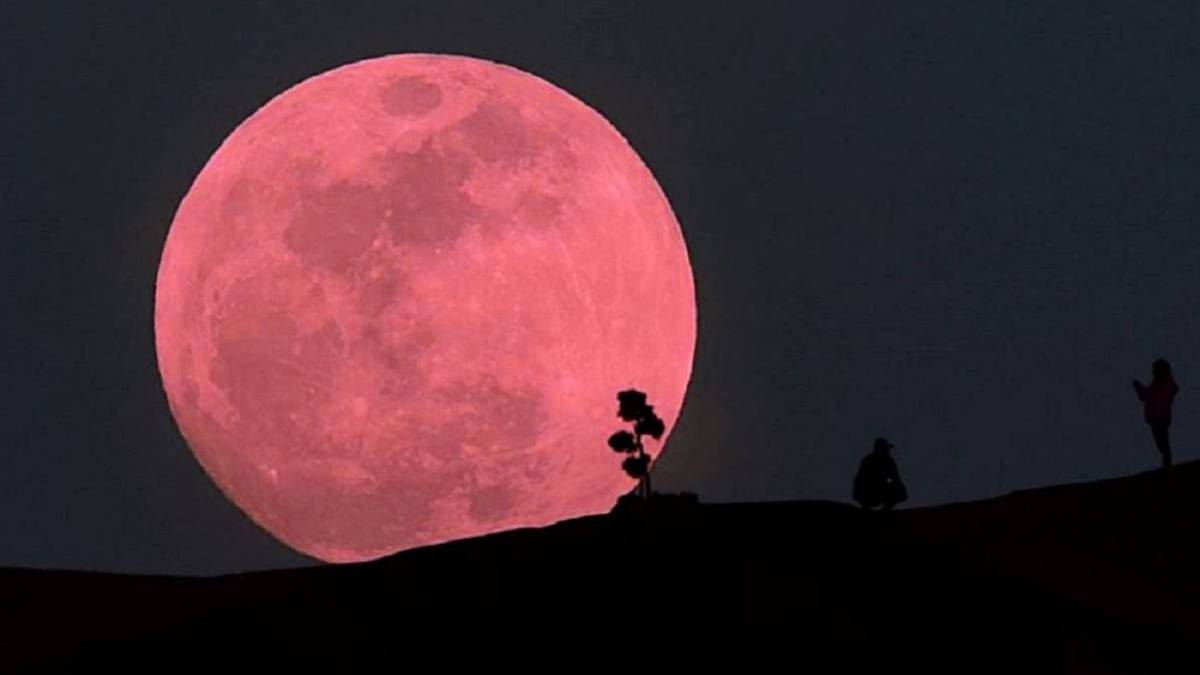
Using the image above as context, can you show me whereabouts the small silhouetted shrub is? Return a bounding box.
[606,389,664,498]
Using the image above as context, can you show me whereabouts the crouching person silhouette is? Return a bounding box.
[853,437,908,510]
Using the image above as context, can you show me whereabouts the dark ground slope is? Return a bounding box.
[901,461,1200,636]
[4,463,1199,672]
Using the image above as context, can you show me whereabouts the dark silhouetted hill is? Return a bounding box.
[5,463,1199,672]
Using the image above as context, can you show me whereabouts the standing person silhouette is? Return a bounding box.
[1133,358,1179,468]
[853,438,908,510]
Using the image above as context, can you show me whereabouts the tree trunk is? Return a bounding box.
[636,436,651,498]
[643,459,652,498]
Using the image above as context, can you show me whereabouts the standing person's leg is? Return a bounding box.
[1151,421,1172,468]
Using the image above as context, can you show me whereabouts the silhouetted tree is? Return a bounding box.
[606,388,664,498]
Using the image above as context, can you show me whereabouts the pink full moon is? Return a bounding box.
[154,54,696,563]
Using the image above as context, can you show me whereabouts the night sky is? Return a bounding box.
[5,1,1200,575]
